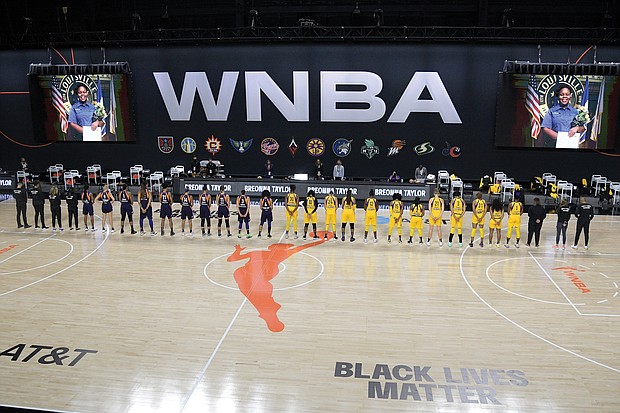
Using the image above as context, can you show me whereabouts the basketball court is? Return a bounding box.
[0,198,619,412]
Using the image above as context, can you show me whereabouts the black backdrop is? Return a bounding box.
[1,43,618,182]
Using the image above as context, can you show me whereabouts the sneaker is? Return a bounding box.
[92,228,96,232]
[447,242,452,247]
[150,231,156,236]
[131,229,137,235]
[203,232,207,237]
[69,227,73,231]
[84,227,89,231]
[553,244,559,249]
[140,230,145,235]
[479,242,484,248]
[121,228,125,234]
[387,238,391,243]
[267,234,272,238]
[189,232,194,237]
[364,238,368,244]
[323,234,328,240]
[525,244,530,247]
[53,228,57,231]
[373,239,378,243]
[237,234,241,238]
[246,234,252,239]
[469,242,474,247]
[42,226,49,230]
[258,233,262,238]
[285,233,289,239]
[459,243,463,248]
[398,238,402,244]
[182,232,186,237]
[419,240,423,245]
[102,228,106,233]
[227,233,232,237]
[171,231,175,236]
[111,228,116,233]
[313,235,319,239]
[161,229,165,236]
[426,241,431,246]
[504,244,509,248]
[496,243,500,248]
[18,224,23,228]
[571,245,577,249]
[75,227,80,231]
[59,228,64,231]
[341,236,345,242]
[407,239,413,244]
[562,245,565,250]
[439,241,443,247]
[350,237,355,242]
[294,234,299,239]
[515,244,519,249]
[584,245,589,250]
[303,235,307,240]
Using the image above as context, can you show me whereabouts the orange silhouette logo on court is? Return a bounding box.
[227,231,332,332]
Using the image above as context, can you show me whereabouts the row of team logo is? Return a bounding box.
[159,136,462,159]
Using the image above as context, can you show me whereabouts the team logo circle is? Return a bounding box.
[205,135,222,154]
[332,138,352,157]
[180,137,197,153]
[306,138,325,157]
[261,137,280,155]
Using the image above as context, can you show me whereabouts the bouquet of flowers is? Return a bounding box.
[92,101,107,122]
[571,105,590,127]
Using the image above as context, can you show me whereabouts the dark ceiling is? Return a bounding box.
[2,0,617,36]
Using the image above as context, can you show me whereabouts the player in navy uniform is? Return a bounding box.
[48,184,64,231]
[95,184,115,233]
[81,184,96,231]
[180,188,194,236]
[572,197,594,250]
[236,189,252,238]
[13,181,31,229]
[216,185,232,237]
[159,184,175,236]
[65,188,79,230]
[198,185,212,237]
[119,183,137,234]
[257,190,273,238]
[30,180,48,229]
[138,182,155,235]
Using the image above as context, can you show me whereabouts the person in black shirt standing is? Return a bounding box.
[49,184,64,231]
[30,180,48,229]
[572,197,594,250]
[66,188,80,230]
[13,182,31,228]
[554,199,572,250]
[525,197,546,247]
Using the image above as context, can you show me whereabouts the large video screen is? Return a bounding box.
[29,70,135,142]
[494,73,619,149]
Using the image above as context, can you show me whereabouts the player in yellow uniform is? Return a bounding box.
[324,190,338,240]
[427,189,445,246]
[363,189,378,243]
[407,196,425,245]
[489,198,505,248]
[469,192,487,248]
[284,184,299,239]
[302,189,319,240]
[340,189,356,242]
[447,191,466,247]
[505,195,524,248]
[387,193,404,243]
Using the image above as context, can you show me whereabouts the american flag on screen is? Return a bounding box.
[51,76,68,134]
[525,75,541,139]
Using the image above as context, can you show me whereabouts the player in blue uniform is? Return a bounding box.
[138,182,155,235]
[216,185,232,237]
[159,184,175,236]
[119,183,137,234]
[198,185,212,236]
[236,189,252,238]
[95,184,115,233]
[81,184,95,231]
[180,188,194,236]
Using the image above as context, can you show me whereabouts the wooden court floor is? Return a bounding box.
[0,198,619,412]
